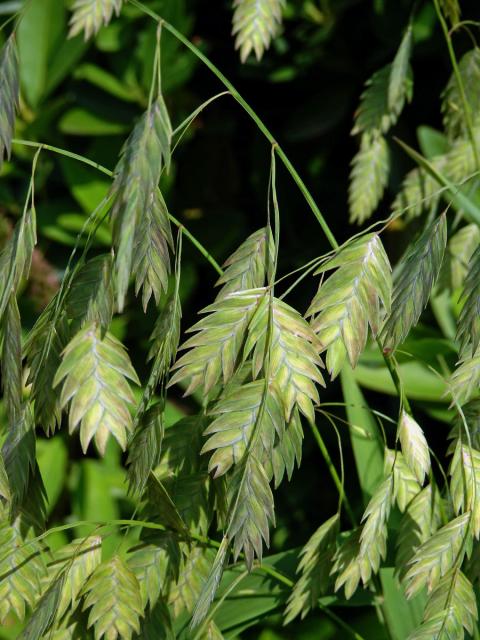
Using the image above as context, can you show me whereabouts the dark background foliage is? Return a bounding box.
[2,0,480,637]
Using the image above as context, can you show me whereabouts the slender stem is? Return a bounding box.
[318,603,367,640]
[308,420,357,526]
[11,138,224,276]
[128,0,338,251]
[433,0,480,169]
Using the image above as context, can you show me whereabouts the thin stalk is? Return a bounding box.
[192,570,249,640]
[128,0,339,251]
[433,0,480,169]
[308,420,357,526]
[11,138,224,276]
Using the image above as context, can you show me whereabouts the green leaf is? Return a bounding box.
[404,512,471,598]
[408,569,477,639]
[1,294,22,424]
[308,233,391,377]
[110,97,172,310]
[59,108,130,136]
[0,35,18,169]
[348,133,390,224]
[66,254,114,336]
[69,0,123,40]
[232,0,286,62]
[442,47,480,139]
[284,514,339,623]
[17,0,64,108]
[244,295,324,422]
[53,323,140,454]
[215,227,275,300]
[0,510,46,624]
[82,555,143,640]
[381,214,447,353]
[341,365,384,502]
[397,411,431,485]
[388,25,413,111]
[169,289,265,396]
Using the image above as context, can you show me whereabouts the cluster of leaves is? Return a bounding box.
[1,0,480,639]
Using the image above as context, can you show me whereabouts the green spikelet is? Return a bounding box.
[0,35,19,170]
[348,133,390,224]
[232,0,286,62]
[69,0,123,40]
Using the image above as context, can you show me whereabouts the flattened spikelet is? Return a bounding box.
[396,485,441,581]
[349,134,390,224]
[352,63,412,136]
[0,512,45,624]
[442,48,480,139]
[384,448,421,512]
[110,98,173,311]
[284,514,339,623]
[244,295,324,422]
[169,289,265,396]
[232,0,285,62]
[69,0,123,40]
[0,35,19,170]
[457,245,480,357]
[227,453,275,568]
[397,411,431,485]
[449,439,480,538]
[307,233,391,378]
[404,512,471,598]
[53,323,140,455]
[381,214,447,352]
[201,380,283,478]
[82,556,143,640]
[215,226,275,299]
[409,569,477,639]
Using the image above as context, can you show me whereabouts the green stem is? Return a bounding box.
[433,0,480,169]
[11,138,224,276]
[128,0,338,251]
[308,420,357,526]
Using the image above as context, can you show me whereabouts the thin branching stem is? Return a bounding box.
[128,0,339,251]
[308,420,357,526]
